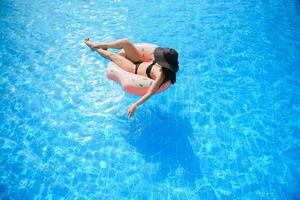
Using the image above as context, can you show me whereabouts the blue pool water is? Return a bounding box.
[1,0,300,199]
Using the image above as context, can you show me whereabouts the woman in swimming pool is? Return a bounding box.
[84,38,179,117]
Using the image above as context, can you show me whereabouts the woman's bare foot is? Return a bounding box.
[84,38,108,50]
[84,38,95,50]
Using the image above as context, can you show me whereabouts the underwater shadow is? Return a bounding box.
[124,106,202,187]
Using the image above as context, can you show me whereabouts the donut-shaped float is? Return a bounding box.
[106,43,171,96]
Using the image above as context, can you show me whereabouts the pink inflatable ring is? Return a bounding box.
[106,43,172,96]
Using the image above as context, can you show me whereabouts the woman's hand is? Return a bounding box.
[127,103,138,117]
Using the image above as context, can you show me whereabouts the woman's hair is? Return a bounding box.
[159,67,176,88]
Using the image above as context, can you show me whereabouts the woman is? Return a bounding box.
[84,38,179,117]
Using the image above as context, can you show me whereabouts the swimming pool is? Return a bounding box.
[1,0,300,199]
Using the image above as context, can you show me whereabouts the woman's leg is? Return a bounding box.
[85,38,144,63]
[97,49,136,73]
[94,48,136,74]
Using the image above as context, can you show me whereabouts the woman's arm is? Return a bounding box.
[127,70,165,117]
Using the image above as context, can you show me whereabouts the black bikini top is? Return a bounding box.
[146,60,156,79]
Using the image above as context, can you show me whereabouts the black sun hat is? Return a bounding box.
[154,47,179,73]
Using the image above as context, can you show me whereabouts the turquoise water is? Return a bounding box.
[1,0,300,199]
